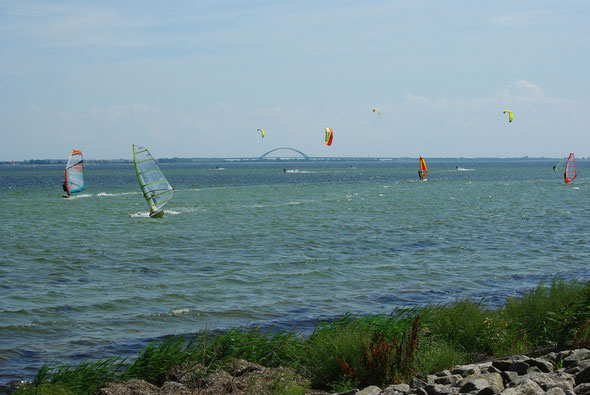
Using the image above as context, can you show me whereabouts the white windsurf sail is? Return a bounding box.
[64,150,84,196]
[132,145,174,217]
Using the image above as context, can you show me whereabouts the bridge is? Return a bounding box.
[258,147,310,160]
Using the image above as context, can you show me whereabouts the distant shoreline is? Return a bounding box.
[0,156,582,166]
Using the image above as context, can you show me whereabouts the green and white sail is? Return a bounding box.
[132,145,174,217]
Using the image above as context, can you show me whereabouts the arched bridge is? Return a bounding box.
[259,147,309,160]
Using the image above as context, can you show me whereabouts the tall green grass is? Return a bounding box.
[18,279,590,394]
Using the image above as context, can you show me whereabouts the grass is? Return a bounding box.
[16,278,590,394]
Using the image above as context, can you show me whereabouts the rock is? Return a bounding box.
[512,372,559,391]
[425,383,453,394]
[574,382,590,394]
[456,373,504,394]
[546,388,567,395]
[525,358,554,373]
[426,374,439,384]
[411,377,428,389]
[576,365,590,386]
[382,383,411,394]
[526,366,543,374]
[492,360,513,372]
[500,370,519,386]
[434,374,462,385]
[451,364,481,377]
[507,361,530,375]
[564,349,590,368]
[358,386,382,395]
[502,377,544,394]
[333,390,359,395]
[457,378,489,393]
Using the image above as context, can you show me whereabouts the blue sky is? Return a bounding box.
[1,1,589,160]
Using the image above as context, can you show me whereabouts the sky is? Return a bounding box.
[1,0,589,160]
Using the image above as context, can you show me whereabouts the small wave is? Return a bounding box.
[170,308,189,315]
[456,167,474,171]
[166,210,181,215]
[285,170,313,174]
[130,212,150,218]
[97,192,138,197]
[573,187,580,190]
[64,193,92,199]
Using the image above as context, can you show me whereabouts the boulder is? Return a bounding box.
[456,373,503,394]
[358,386,382,395]
[502,377,544,394]
[382,383,410,394]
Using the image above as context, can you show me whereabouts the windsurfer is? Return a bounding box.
[62,181,69,196]
[418,170,423,181]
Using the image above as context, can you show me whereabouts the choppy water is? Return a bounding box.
[1,159,589,385]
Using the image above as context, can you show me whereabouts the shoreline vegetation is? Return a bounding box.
[9,278,590,394]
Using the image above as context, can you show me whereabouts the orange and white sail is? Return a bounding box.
[64,150,84,195]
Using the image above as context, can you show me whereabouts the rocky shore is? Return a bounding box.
[91,348,590,394]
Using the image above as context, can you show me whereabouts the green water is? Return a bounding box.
[1,159,589,385]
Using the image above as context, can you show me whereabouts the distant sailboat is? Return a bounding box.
[553,157,566,172]
[63,150,84,197]
[132,145,174,218]
[564,153,577,184]
[419,157,428,181]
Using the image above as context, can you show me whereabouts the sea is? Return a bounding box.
[1,159,589,386]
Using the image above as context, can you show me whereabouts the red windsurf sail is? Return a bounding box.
[564,153,577,183]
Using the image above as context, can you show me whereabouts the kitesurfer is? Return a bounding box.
[62,181,69,196]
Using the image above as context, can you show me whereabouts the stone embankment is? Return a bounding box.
[343,348,590,395]
[94,348,590,394]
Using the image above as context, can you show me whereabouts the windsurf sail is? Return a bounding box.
[503,110,513,122]
[132,145,174,217]
[419,156,428,179]
[553,157,565,172]
[64,150,84,195]
[564,153,577,183]
[325,127,333,146]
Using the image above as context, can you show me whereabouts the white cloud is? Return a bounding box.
[490,11,556,27]
[405,93,429,104]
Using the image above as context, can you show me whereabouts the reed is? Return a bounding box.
[19,279,590,394]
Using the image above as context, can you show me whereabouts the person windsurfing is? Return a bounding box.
[62,181,69,196]
[418,170,423,181]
